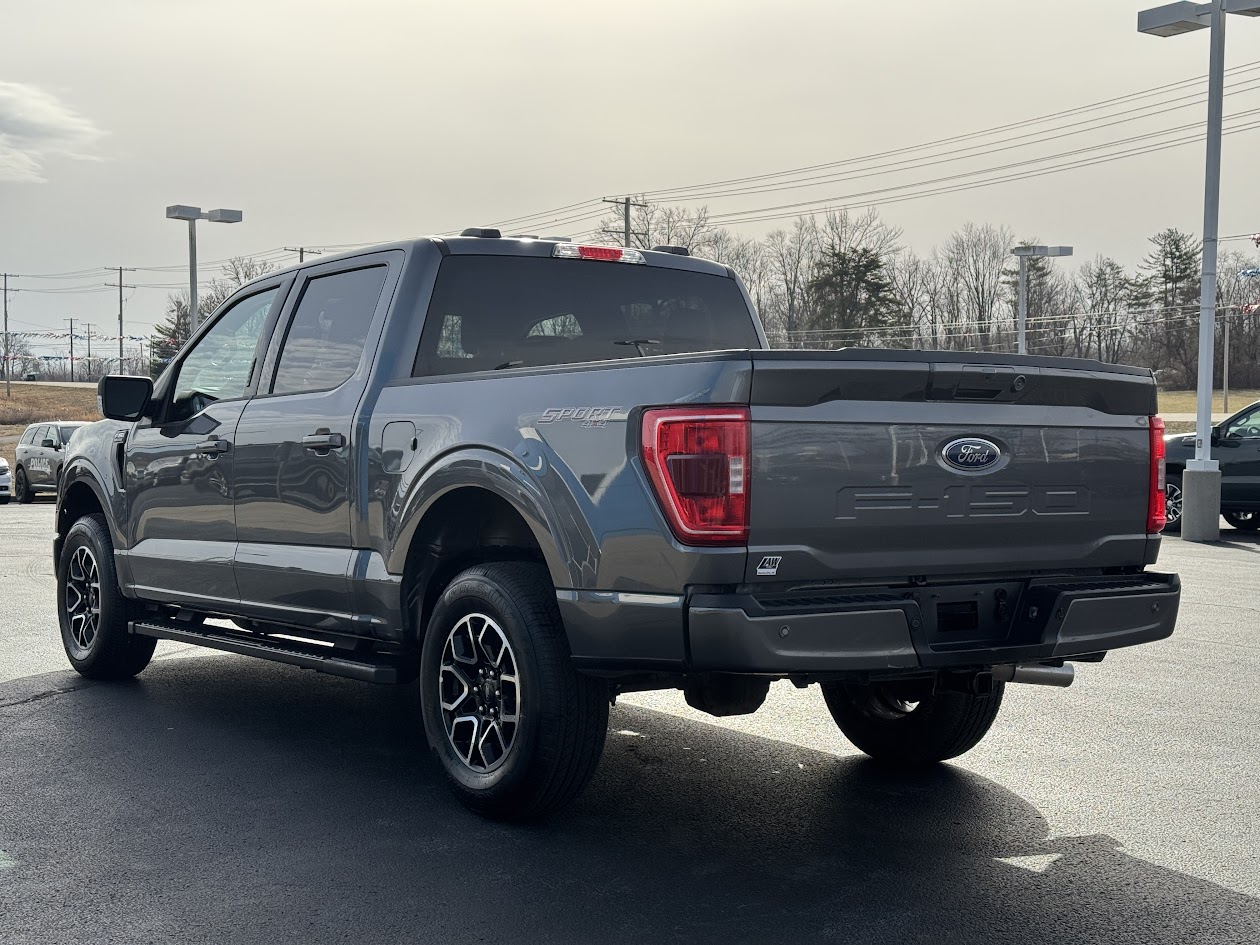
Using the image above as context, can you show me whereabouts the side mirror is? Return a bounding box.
[41,438,57,449]
[1211,426,1222,446]
[98,374,153,422]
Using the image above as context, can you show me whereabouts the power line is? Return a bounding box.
[706,117,1260,226]
[639,58,1260,200]
[657,77,1260,205]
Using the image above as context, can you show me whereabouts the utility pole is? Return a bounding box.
[84,323,94,380]
[601,196,648,248]
[284,246,323,264]
[1223,310,1231,414]
[3,273,9,398]
[105,267,136,372]
[65,317,75,383]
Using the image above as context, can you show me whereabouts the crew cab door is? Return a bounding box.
[1217,403,1260,508]
[231,254,398,633]
[121,282,286,606]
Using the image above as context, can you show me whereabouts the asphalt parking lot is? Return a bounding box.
[1,500,1258,944]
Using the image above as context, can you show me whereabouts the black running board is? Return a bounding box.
[129,620,410,684]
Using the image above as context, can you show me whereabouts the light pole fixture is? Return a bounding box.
[1010,245,1072,355]
[1139,0,1259,541]
[165,204,243,332]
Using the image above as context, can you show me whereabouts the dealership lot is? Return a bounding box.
[1,500,1258,944]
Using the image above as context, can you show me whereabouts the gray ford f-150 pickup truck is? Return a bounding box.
[57,231,1179,819]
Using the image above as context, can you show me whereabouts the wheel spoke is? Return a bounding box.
[439,662,473,712]
[450,714,480,765]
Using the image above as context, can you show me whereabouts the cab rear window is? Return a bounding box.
[412,256,758,376]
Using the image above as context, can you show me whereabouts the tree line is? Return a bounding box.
[142,207,1260,391]
[601,202,1260,390]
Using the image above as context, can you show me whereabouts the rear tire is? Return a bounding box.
[15,467,33,504]
[1223,510,1260,531]
[821,680,1004,765]
[57,514,155,680]
[418,562,608,820]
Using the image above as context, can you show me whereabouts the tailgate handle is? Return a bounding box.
[940,366,1026,401]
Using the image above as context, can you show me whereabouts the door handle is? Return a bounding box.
[302,431,346,451]
[195,436,229,456]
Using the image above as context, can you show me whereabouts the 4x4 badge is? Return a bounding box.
[756,556,782,576]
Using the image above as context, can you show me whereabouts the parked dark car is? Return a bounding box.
[14,422,84,503]
[1164,399,1260,531]
[55,233,1179,819]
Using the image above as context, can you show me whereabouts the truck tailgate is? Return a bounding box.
[746,350,1159,584]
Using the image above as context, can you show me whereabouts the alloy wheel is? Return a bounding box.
[438,613,521,773]
[1165,481,1183,528]
[64,546,101,658]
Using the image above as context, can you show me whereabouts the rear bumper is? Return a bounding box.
[687,573,1180,674]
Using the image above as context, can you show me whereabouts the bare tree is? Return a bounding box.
[815,207,902,260]
[763,218,818,346]
[708,229,771,321]
[887,249,935,348]
[936,223,1013,351]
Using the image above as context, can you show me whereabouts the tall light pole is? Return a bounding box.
[165,205,243,333]
[1139,0,1260,541]
[1011,245,1073,355]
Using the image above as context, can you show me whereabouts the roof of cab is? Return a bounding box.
[267,235,732,281]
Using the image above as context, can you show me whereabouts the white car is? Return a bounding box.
[0,457,11,504]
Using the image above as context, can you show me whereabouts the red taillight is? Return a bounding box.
[1148,415,1166,533]
[641,407,750,546]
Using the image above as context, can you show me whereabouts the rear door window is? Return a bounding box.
[412,256,758,376]
[20,427,37,446]
[271,266,388,396]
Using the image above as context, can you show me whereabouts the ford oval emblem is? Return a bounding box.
[942,437,1002,472]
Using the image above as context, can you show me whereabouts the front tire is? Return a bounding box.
[821,680,1004,765]
[15,467,33,504]
[1223,510,1260,531]
[419,562,608,820]
[57,514,155,679]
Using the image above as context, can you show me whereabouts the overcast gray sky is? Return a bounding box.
[2,0,1259,346]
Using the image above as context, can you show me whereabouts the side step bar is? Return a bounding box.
[129,620,412,684]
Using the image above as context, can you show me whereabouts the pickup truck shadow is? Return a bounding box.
[1,657,1256,945]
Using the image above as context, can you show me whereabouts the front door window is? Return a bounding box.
[166,287,279,424]
[1224,406,1260,440]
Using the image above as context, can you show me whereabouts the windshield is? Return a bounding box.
[412,255,759,376]
[58,424,84,445]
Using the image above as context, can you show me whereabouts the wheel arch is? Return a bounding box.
[55,468,112,565]
[398,484,557,646]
